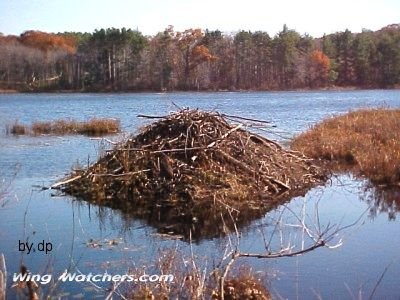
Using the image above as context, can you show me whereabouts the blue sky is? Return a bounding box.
[0,0,399,37]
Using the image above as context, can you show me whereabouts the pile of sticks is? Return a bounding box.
[56,109,326,240]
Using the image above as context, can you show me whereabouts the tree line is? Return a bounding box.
[0,24,399,92]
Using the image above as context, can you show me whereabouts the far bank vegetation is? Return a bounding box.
[292,108,400,186]
[6,118,120,136]
[1,24,400,92]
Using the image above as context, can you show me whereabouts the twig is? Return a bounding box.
[266,176,291,190]
[249,134,282,150]
[220,123,243,140]
[51,175,82,189]
[93,169,151,177]
[238,239,325,259]
[152,147,205,153]
[220,252,240,300]
[368,261,393,300]
[137,114,167,119]
[221,114,271,124]
[105,280,127,300]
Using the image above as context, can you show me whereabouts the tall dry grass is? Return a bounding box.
[291,108,400,185]
[77,118,120,136]
[7,118,120,137]
[125,248,271,300]
[7,122,27,135]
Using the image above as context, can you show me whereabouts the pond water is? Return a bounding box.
[0,90,399,299]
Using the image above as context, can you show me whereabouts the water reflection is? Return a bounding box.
[361,184,400,220]
[65,173,400,242]
[67,193,282,242]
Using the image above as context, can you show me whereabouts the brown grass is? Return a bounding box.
[7,118,120,136]
[291,108,400,186]
[77,118,120,136]
[125,248,271,300]
[8,122,27,135]
[32,121,52,135]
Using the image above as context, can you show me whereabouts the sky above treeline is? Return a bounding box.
[0,0,399,37]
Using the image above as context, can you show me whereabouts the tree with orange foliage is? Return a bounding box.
[308,50,330,87]
[19,31,76,55]
[175,28,217,89]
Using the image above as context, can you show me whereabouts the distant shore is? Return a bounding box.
[2,86,399,95]
[0,89,18,94]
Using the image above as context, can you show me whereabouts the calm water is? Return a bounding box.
[0,90,399,299]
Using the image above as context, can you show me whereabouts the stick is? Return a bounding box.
[51,175,82,189]
[215,150,289,192]
[221,113,271,124]
[152,147,205,153]
[238,240,325,258]
[266,176,291,190]
[93,169,151,177]
[216,150,255,175]
[107,148,148,152]
[137,114,167,119]
[249,134,282,149]
[220,123,243,139]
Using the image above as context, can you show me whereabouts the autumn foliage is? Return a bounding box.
[19,31,76,54]
[309,50,330,87]
[1,24,400,91]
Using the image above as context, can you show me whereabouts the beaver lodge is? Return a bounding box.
[55,109,327,240]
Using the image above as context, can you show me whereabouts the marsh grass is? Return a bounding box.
[7,118,120,137]
[291,108,400,186]
[77,118,120,136]
[7,122,27,135]
[125,248,271,300]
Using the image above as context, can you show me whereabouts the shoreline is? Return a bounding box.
[1,86,399,95]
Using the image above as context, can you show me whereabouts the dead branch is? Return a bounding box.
[137,114,167,119]
[93,169,151,178]
[221,114,271,124]
[51,175,82,189]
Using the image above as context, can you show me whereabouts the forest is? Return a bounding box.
[0,24,399,92]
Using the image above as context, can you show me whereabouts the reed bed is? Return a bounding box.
[7,118,120,136]
[7,122,27,135]
[291,108,400,186]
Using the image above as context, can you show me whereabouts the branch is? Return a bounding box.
[238,239,325,259]
[51,175,82,189]
[93,169,151,178]
[221,114,271,124]
[137,114,167,119]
